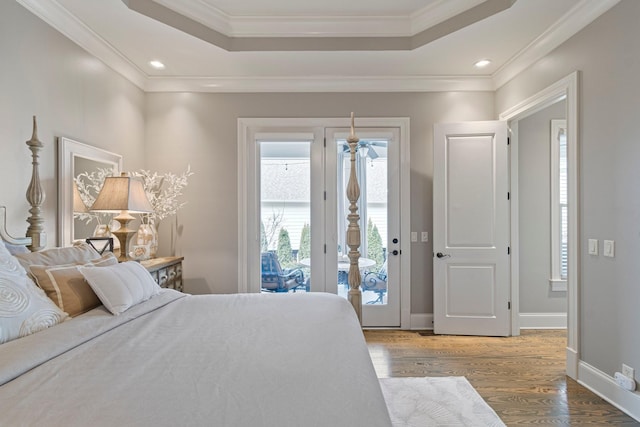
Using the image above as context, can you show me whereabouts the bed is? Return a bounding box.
[0,116,391,426]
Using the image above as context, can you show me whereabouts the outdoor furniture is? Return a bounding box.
[261,252,306,292]
[362,260,387,304]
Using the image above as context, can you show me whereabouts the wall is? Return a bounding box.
[497,0,640,401]
[0,1,146,246]
[518,100,567,314]
[144,92,495,316]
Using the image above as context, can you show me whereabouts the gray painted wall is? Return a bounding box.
[518,100,567,313]
[0,1,146,245]
[144,92,496,315]
[496,0,640,382]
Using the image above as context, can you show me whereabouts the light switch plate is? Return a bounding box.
[588,239,598,255]
[411,232,417,242]
[604,240,615,257]
[421,232,429,242]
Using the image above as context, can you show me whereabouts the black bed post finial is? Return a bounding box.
[25,115,46,251]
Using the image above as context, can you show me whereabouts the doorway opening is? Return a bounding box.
[499,71,579,379]
[238,117,411,328]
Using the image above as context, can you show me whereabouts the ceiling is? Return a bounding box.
[18,0,619,92]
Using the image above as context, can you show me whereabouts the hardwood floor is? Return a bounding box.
[364,329,639,426]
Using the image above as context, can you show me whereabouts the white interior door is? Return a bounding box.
[433,121,510,336]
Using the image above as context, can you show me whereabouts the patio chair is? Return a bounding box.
[362,259,387,304]
[261,252,306,292]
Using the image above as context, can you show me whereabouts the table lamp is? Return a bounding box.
[72,181,88,213]
[90,172,153,262]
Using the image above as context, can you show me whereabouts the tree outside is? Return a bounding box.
[298,223,311,261]
[260,221,268,252]
[367,218,384,272]
[277,228,294,268]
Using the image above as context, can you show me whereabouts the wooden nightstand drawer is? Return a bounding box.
[141,256,184,292]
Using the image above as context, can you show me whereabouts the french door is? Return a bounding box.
[239,119,405,327]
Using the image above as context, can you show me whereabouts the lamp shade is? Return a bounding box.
[72,181,88,213]
[90,172,153,213]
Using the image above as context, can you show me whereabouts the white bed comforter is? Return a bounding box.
[0,290,391,427]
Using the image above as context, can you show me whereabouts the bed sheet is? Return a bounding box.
[0,290,391,427]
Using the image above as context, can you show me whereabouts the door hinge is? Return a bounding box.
[324,244,326,254]
[507,137,511,145]
[323,137,326,147]
[324,191,326,200]
[507,246,511,255]
[508,301,511,310]
[507,191,510,200]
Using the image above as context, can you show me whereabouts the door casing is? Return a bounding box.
[499,71,580,379]
[237,117,412,329]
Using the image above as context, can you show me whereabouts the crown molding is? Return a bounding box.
[17,0,620,93]
[152,0,411,37]
[152,0,487,38]
[492,0,620,89]
[143,75,495,93]
[152,0,233,35]
[123,0,514,51]
[411,0,486,34]
[17,0,147,90]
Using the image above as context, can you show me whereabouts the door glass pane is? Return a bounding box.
[260,141,310,293]
[337,139,389,304]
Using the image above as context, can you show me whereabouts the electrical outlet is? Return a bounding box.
[623,364,635,379]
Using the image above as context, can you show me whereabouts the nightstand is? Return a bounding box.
[141,256,184,292]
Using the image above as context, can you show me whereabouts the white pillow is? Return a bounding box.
[0,272,68,344]
[79,261,161,315]
[0,241,29,278]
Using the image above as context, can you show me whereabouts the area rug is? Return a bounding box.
[380,376,505,427]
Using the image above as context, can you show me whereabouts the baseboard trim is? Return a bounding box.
[410,313,433,330]
[519,312,567,329]
[566,347,578,379]
[578,361,640,422]
[409,312,567,330]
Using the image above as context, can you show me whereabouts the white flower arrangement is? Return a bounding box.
[132,166,194,223]
[74,166,193,225]
[74,167,114,226]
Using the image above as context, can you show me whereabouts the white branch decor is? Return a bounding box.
[75,166,193,226]
[74,167,115,227]
[132,166,193,223]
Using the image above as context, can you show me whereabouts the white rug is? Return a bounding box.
[380,376,506,427]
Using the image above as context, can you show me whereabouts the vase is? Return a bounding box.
[93,224,111,238]
[136,221,158,259]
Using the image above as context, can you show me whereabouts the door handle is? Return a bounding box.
[436,252,451,259]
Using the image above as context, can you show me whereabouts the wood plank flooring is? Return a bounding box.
[364,329,639,426]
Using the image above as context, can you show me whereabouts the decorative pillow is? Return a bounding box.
[3,242,30,256]
[28,253,118,317]
[79,261,161,315]
[15,242,100,275]
[0,241,29,278]
[0,272,68,344]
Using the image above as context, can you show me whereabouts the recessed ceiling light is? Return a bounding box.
[474,59,491,68]
[149,60,165,70]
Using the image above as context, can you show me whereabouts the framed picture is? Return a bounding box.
[86,237,114,255]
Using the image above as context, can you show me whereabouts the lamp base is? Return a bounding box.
[112,212,137,262]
